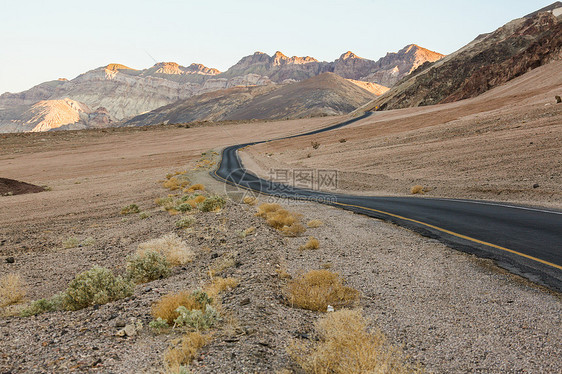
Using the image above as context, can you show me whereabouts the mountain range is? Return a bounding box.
[0,45,443,132]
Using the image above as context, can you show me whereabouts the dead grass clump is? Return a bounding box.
[164,332,208,373]
[289,309,423,374]
[256,203,306,237]
[138,233,194,266]
[0,273,27,307]
[121,204,140,215]
[204,277,239,299]
[307,219,324,228]
[300,237,320,250]
[242,196,257,205]
[187,183,205,193]
[208,252,237,277]
[163,175,190,191]
[410,185,425,194]
[152,291,208,324]
[186,195,206,208]
[285,270,359,311]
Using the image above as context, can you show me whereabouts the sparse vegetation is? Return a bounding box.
[307,219,324,228]
[284,270,359,312]
[163,332,208,373]
[187,183,205,193]
[174,304,220,330]
[0,273,27,307]
[138,233,194,266]
[80,237,96,246]
[339,138,347,143]
[208,251,237,277]
[300,237,320,250]
[198,195,226,212]
[121,204,140,215]
[311,141,320,149]
[139,211,150,219]
[176,217,196,228]
[288,309,423,373]
[152,290,213,325]
[205,277,239,299]
[163,175,190,191]
[256,203,306,237]
[63,266,134,311]
[176,203,192,212]
[126,250,171,284]
[62,236,80,248]
[242,196,257,205]
[21,293,64,317]
[410,185,425,194]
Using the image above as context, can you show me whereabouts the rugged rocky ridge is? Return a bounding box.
[362,8,562,111]
[124,73,377,126]
[0,44,443,132]
[0,98,114,132]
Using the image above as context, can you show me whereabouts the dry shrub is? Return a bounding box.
[255,203,282,217]
[410,185,425,195]
[121,204,140,215]
[155,197,175,210]
[289,309,423,374]
[208,252,237,277]
[285,270,359,311]
[242,196,257,205]
[256,203,306,237]
[152,291,207,324]
[300,237,320,250]
[187,184,205,193]
[164,332,208,373]
[138,233,194,266]
[163,177,181,191]
[186,195,206,208]
[307,220,324,228]
[0,273,27,307]
[204,277,239,299]
[276,268,292,280]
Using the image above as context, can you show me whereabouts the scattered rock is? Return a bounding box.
[114,318,127,328]
[555,95,561,104]
[5,257,15,264]
[533,183,540,189]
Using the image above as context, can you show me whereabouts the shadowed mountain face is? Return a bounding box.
[124,73,377,126]
[363,7,562,111]
[0,45,442,132]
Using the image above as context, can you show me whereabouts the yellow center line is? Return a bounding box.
[213,154,562,271]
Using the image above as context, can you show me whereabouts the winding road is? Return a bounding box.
[211,113,562,292]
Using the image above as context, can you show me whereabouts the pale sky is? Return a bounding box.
[0,0,555,93]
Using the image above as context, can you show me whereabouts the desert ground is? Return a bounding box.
[0,62,561,373]
[241,61,562,209]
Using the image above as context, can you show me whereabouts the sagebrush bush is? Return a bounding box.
[138,233,194,266]
[174,304,220,330]
[198,195,226,212]
[63,266,134,310]
[0,273,27,307]
[121,204,140,215]
[20,293,65,317]
[176,217,196,228]
[62,236,80,248]
[285,270,359,312]
[176,203,192,212]
[126,250,171,284]
[289,309,423,374]
[152,290,212,325]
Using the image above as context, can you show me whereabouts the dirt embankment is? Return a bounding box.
[240,61,562,209]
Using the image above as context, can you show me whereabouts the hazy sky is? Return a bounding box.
[0,0,554,93]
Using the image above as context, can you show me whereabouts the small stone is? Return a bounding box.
[114,318,127,328]
[533,183,540,189]
[123,324,137,337]
[143,286,152,293]
[240,298,251,306]
[5,257,15,264]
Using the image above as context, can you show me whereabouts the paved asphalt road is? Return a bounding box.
[211,113,562,292]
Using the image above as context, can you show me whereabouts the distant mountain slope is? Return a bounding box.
[0,98,114,133]
[124,73,377,126]
[0,44,442,130]
[362,8,562,111]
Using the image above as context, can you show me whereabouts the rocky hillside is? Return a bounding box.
[124,73,377,126]
[0,44,443,132]
[0,99,113,132]
[362,6,562,111]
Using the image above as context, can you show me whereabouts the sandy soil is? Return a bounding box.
[0,62,561,373]
[240,61,562,209]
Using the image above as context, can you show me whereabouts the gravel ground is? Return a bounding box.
[1,169,561,373]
